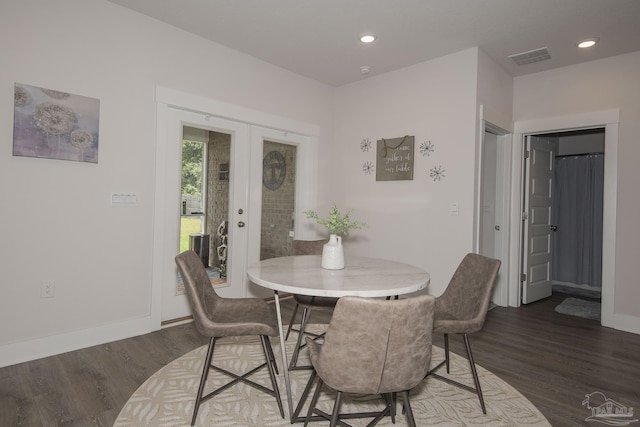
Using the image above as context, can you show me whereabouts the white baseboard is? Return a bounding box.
[0,315,159,368]
[614,313,640,335]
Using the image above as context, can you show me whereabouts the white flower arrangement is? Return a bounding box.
[304,203,367,236]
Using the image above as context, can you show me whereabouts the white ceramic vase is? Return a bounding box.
[322,234,344,270]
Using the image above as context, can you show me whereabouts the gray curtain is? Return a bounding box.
[552,154,604,288]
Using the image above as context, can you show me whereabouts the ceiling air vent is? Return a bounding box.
[509,47,551,66]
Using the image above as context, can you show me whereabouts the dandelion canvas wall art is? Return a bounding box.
[13,83,100,163]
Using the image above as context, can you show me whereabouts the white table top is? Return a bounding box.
[247,255,430,298]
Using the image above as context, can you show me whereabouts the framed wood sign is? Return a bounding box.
[376,135,414,181]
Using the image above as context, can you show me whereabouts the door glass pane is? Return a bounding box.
[205,131,230,280]
[179,127,228,287]
[180,138,205,252]
[260,140,297,260]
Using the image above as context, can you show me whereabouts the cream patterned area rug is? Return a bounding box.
[115,325,550,426]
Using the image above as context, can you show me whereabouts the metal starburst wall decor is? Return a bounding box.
[420,140,435,156]
[430,165,446,182]
[360,138,372,152]
[13,83,100,163]
[362,161,374,175]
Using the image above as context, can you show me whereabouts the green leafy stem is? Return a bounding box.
[304,203,367,236]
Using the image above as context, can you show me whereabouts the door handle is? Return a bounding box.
[238,221,245,228]
[494,225,500,231]
[550,225,558,231]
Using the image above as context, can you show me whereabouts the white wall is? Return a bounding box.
[477,49,514,126]
[331,48,480,295]
[0,0,334,366]
[3,0,638,367]
[514,51,640,320]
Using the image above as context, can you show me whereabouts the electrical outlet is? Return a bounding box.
[41,280,55,298]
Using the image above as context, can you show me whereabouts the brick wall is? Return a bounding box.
[260,140,297,260]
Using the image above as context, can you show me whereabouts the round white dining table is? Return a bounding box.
[247,254,430,421]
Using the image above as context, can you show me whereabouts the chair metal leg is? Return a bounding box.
[463,334,486,414]
[192,337,216,426]
[428,333,487,415]
[192,335,286,424]
[285,302,300,340]
[264,335,279,375]
[260,336,284,418]
[330,391,344,427]
[304,376,394,427]
[304,376,324,427]
[293,370,317,421]
[401,390,417,427]
[289,305,311,369]
[387,393,396,423]
[444,333,450,373]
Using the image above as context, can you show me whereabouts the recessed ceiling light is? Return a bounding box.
[360,34,376,43]
[576,38,599,48]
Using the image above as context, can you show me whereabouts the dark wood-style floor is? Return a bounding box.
[1,293,639,427]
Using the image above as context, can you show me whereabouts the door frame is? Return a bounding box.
[477,106,513,307]
[151,86,320,327]
[508,109,619,328]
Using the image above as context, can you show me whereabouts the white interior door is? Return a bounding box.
[478,122,511,307]
[522,135,557,304]
[480,131,498,258]
[160,109,250,322]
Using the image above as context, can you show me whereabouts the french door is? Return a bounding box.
[160,109,250,321]
[247,126,312,298]
[158,107,316,322]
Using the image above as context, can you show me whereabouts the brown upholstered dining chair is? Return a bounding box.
[175,250,284,426]
[285,238,337,370]
[303,295,435,427]
[427,252,501,414]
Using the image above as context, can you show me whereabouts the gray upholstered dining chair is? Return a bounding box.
[285,238,338,370]
[175,250,284,426]
[303,295,435,427]
[426,252,501,414]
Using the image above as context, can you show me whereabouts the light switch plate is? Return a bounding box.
[111,192,138,206]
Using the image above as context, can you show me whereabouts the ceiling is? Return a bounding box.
[107,0,640,87]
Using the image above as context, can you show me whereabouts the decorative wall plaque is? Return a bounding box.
[376,135,414,181]
[262,150,286,190]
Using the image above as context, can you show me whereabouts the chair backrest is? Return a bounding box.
[291,239,328,256]
[175,250,222,336]
[312,295,435,395]
[436,253,501,332]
